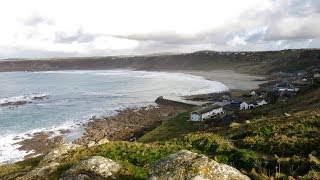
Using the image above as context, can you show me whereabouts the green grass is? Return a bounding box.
[139,112,202,143]
[1,87,320,179]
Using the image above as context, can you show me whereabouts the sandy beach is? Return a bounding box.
[178,70,266,90]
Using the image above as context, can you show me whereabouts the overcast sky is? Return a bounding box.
[0,0,319,58]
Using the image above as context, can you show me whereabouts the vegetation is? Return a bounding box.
[0,86,320,179]
[0,49,319,75]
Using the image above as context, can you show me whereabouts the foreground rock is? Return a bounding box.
[61,156,121,180]
[16,162,60,180]
[148,150,250,180]
[42,143,82,163]
[16,132,65,158]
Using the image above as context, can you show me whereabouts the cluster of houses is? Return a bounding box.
[189,90,269,121]
[189,68,320,122]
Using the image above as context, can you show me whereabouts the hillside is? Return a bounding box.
[1,85,319,179]
[0,49,319,75]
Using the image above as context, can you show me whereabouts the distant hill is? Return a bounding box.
[0,49,319,75]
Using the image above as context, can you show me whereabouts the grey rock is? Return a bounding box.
[43,143,82,163]
[16,162,60,180]
[97,138,110,145]
[61,156,121,179]
[148,150,250,180]
[87,141,96,148]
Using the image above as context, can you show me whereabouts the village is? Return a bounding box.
[187,68,320,124]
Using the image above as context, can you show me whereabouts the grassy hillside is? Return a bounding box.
[1,86,319,179]
[1,49,319,75]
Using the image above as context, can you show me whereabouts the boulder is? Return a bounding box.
[42,143,82,162]
[61,156,121,179]
[148,150,250,180]
[97,138,110,145]
[87,141,96,148]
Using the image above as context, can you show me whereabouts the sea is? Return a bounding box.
[0,70,228,164]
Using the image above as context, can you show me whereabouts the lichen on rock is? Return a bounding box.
[148,150,250,180]
[60,156,121,180]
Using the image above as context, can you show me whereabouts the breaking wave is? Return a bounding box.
[0,93,49,107]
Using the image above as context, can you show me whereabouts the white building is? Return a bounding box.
[250,91,256,96]
[190,104,223,121]
[248,103,256,109]
[240,102,249,110]
[257,99,268,106]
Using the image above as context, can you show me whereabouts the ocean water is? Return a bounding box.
[0,70,228,163]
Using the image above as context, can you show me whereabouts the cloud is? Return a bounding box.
[20,13,54,26]
[54,29,97,43]
[0,0,319,58]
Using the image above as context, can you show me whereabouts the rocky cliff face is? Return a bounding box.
[148,150,250,180]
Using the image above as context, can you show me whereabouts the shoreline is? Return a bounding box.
[174,70,266,90]
[0,69,267,164]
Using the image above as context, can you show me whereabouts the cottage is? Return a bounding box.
[221,95,231,102]
[257,99,268,106]
[273,82,298,92]
[248,103,256,109]
[240,102,249,110]
[250,90,256,96]
[190,104,223,121]
[223,104,239,113]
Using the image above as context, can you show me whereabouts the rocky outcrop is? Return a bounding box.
[16,162,60,180]
[155,96,196,108]
[97,138,110,145]
[16,132,65,158]
[42,143,82,163]
[74,105,190,144]
[148,150,250,180]
[60,156,121,180]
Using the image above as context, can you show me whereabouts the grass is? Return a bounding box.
[139,112,202,143]
[1,87,320,179]
[0,156,42,179]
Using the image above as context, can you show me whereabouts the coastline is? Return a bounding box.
[1,69,267,164]
[175,70,266,90]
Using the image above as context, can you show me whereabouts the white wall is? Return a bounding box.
[257,100,268,106]
[190,113,201,121]
[240,102,249,110]
[202,108,223,120]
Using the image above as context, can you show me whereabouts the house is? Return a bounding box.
[223,104,239,114]
[273,82,298,92]
[248,102,256,109]
[314,73,320,79]
[257,99,268,106]
[190,104,223,121]
[232,97,244,104]
[240,102,249,110]
[221,95,231,102]
[250,90,257,96]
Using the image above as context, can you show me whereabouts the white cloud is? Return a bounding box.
[0,0,319,58]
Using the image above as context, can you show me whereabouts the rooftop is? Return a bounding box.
[192,104,221,114]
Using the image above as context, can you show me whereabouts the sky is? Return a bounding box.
[0,0,319,58]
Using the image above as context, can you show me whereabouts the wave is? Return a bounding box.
[0,115,87,164]
[0,93,49,107]
[34,70,229,95]
[33,70,208,80]
[177,81,229,96]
